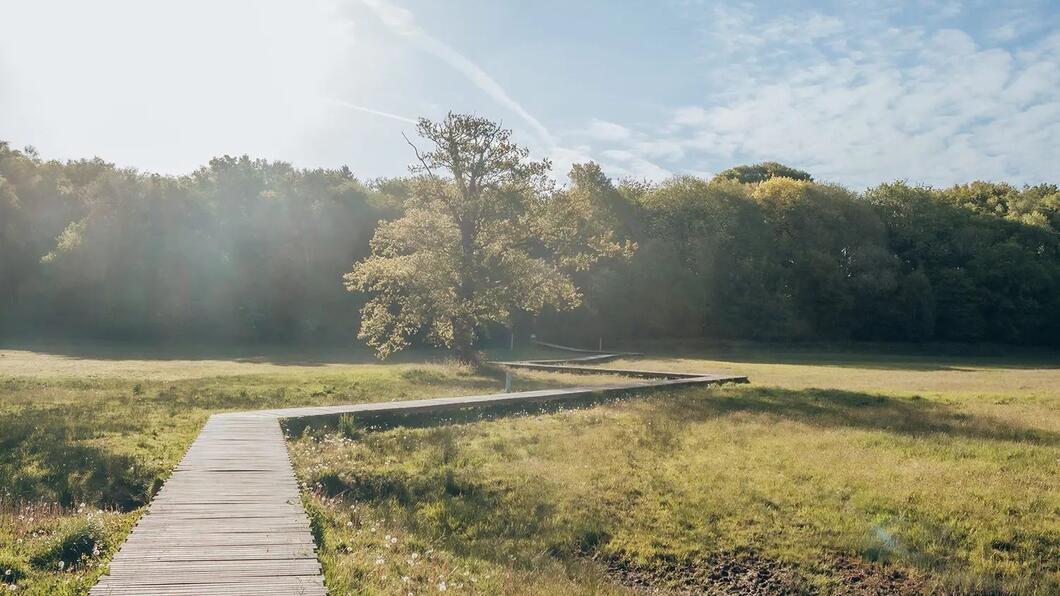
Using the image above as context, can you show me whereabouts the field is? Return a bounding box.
[1,342,1057,594]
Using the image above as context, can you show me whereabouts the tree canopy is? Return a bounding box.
[1,136,1057,351]
[344,114,629,361]
[713,161,813,184]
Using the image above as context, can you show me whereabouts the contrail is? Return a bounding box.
[358,0,557,147]
[326,98,418,124]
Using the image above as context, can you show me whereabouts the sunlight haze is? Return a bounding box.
[2,0,1059,186]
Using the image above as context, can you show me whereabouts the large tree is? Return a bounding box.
[345,114,628,361]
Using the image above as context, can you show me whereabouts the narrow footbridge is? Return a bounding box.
[91,349,747,595]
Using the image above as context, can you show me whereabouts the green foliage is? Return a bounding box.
[1,136,1058,350]
[544,173,1060,346]
[345,115,628,360]
[713,161,813,184]
[0,142,393,342]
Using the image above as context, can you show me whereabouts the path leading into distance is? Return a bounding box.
[91,349,747,595]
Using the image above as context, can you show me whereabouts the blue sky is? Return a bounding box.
[1,0,1058,188]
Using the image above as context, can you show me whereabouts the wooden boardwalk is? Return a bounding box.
[91,416,325,595]
[92,353,747,595]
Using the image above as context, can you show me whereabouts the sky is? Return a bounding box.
[1,0,1058,188]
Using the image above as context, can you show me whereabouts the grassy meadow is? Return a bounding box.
[1,341,1057,594]
[289,346,1059,595]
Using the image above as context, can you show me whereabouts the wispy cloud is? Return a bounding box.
[357,0,557,147]
[565,2,1060,188]
[585,119,632,141]
[326,98,418,124]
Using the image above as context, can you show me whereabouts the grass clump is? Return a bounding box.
[0,500,134,595]
[30,518,109,571]
[1,554,27,584]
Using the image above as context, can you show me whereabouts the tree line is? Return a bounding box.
[1,123,1058,351]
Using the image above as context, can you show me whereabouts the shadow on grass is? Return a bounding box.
[0,339,454,367]
[291,384,1057,448]
[0,337,575,369]
[310,437,583,571]
[626,339,1060,371]
[0,405,164,510]
[655,386,1059,445]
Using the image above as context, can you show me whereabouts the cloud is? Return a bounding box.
[600,149,672,180]
[574,2,1060,188]
[356,0,557,147]
[672,107,708,126]
[585,118,632,141]
[675,24,1060,187]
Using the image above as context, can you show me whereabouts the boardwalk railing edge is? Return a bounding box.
[91,349,747,595]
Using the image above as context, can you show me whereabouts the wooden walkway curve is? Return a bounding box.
[91,350,747,595]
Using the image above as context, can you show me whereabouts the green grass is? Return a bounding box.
[289,348,1060,595]
[0,345,605,595]
[2,343,1057,594]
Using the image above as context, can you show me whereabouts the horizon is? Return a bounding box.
[1,1,1058,189]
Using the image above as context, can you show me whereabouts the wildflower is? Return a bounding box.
[58,561,65,571]
[437,581,447,592]
[375,557,385,566]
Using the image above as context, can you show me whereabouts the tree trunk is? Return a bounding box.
[451,316,479,365]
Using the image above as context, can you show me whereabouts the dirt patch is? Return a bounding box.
[825,554,935,595]
[593,550,939,595]
[591,550,809,595]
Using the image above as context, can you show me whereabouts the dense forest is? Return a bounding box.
[1,140,1058,348]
